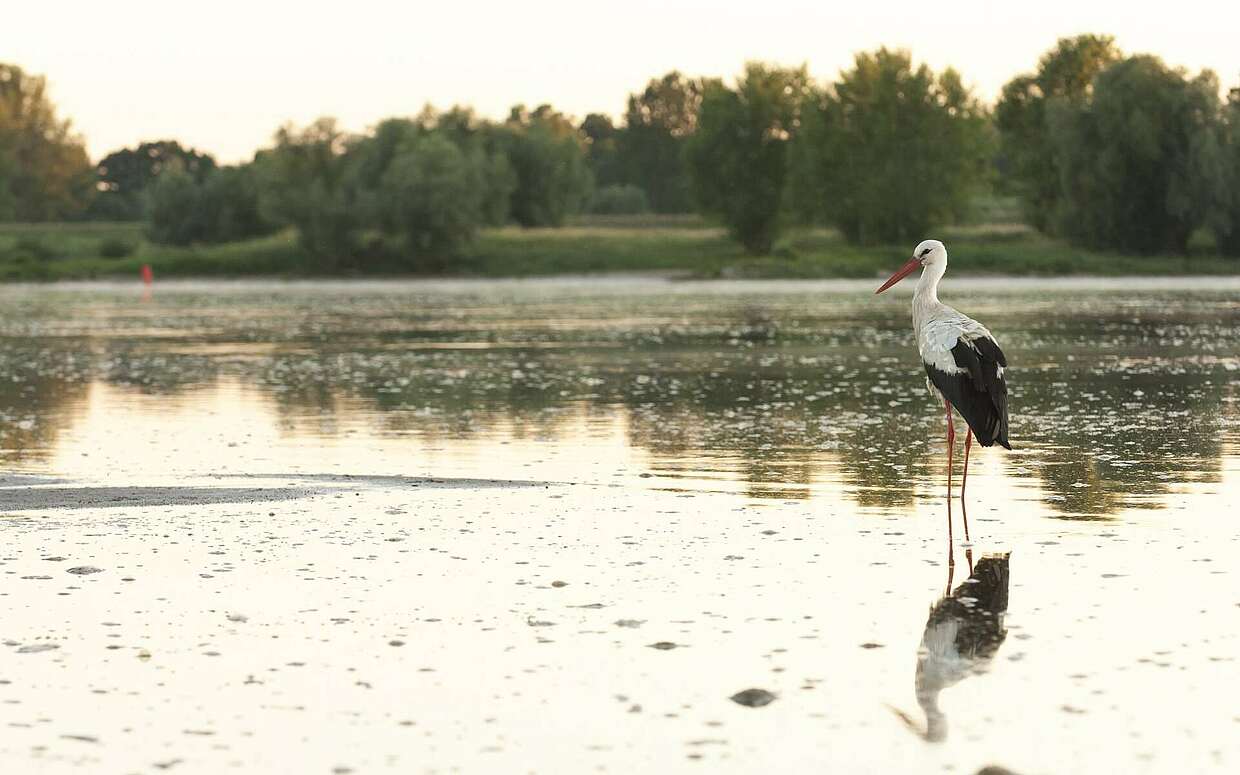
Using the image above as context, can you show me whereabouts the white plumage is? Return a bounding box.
[873,239,1012,547]
[893,239,1011,450]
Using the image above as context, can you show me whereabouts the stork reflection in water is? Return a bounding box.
[893,552,1011,742]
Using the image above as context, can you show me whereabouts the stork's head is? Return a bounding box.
[875,239,947,294]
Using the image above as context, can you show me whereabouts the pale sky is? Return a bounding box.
[6,1,1239,164]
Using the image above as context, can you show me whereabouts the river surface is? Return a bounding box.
[1,277,1238,774]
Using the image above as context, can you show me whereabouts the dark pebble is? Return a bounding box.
[730,688,776,707]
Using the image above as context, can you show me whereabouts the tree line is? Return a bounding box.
[2,34,1240,268]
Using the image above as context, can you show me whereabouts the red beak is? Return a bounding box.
[875,257,921,294]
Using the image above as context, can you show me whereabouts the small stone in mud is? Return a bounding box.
[614,619,645,628]
[389,640,405,647]
[226,612,248,623]
[648,641,680,650]
[550,580,568,588]
[860,642,884,649]
[66,566,103,575]
[16,643,59,654]
[730,688,776,707]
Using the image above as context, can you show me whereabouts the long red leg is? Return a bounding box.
[961,429,973,543]
[944,399,955,567]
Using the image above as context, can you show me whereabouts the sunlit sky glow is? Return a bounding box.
[6,1,1239,163]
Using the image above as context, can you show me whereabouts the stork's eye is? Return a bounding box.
[919,247,931,257]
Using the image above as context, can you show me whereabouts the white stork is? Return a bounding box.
[875,239,1011,551]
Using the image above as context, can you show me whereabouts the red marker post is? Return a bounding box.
[141,264,154,285]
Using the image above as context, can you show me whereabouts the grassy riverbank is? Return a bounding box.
[1,217,1237,281]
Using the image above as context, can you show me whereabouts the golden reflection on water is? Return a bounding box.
[5,281,1240,775]
[1,279,1238,522]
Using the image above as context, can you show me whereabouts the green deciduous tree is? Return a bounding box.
[1048,56,1224,254]
[995,35,1121,232]
[500,105,591,227]
[478,148,516,227]
[148,164,276,246]
[415,107,515,226]
[146,170,204,244]
[1215,89,1240,256]
[255,118,361,266]
[374,132,486,269]
[686,63,808,254]
[256,112,509,270]
[794,49,991,245]
[0,64,94,221]
[201,166,277,243]
[580,113,625,190]
[619,72,702,213]
[90,140,216,220]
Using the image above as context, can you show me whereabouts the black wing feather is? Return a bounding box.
[924,336,1011,450]
[971,336,1007,367]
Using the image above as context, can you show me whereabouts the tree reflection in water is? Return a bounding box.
[0,283,1236,519]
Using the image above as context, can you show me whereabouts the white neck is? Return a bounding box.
[915,260,945,304]
[911,261,946,334]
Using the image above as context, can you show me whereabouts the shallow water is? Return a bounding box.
[1,277,1238,773]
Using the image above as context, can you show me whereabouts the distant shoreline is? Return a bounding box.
[6,275,1240,296]
[2,217,1239,283]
